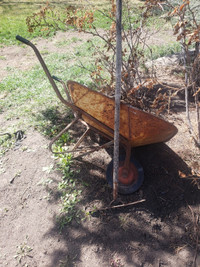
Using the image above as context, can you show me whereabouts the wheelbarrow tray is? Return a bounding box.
[68,81,178,147]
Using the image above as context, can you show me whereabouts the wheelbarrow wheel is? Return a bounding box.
[106,154,144,195]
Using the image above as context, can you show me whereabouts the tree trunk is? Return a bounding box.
[113,0,122,200]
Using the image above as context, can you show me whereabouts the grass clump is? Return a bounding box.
[145,42,181,60]
[54,146,83,229]
[0,135,14,157]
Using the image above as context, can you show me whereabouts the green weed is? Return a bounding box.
[55,37,82,47]
[55,39,73,47]
[119,214,131,231]
[145,42,181,60]
[71,36,81,43]
[54,151,83,229]
[37,178,53,186]
[14,236,33,264]
[59,254,77,267]
[42,164,54,174]
[92,9,113,30]
[0,135,14,156]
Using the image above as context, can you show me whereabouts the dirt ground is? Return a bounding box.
[0,31,200,267]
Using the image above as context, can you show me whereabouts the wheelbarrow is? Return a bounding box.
[16,35,178,195]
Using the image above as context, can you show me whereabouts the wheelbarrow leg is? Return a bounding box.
[122,143,132,177]
[72,140,114,159]
[72,127,91,151]
[49,116,79,154]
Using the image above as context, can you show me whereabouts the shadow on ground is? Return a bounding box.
[42,138,200,266]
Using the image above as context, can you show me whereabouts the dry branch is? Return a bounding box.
[91,199,146,212]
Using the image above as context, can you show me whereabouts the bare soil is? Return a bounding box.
[0,31,200,267]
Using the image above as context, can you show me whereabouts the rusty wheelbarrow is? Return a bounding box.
[16,35,178,195]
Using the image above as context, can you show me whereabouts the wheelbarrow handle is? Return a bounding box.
[51,75,62,82]
[52,75,72,102]
[16,35,30,45]
[16,35,73,107]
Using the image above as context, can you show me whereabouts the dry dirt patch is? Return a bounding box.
[0,130,66,266]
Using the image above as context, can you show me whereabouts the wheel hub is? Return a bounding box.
[118,161,138,185]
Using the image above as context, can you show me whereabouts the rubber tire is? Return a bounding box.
[106,154,144,195]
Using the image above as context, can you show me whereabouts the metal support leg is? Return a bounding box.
[121,142,132,178]
[49,116,79,154]
[72,127,91,151]
[72,140,114,159]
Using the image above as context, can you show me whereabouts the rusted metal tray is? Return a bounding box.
[68,81,177,147]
